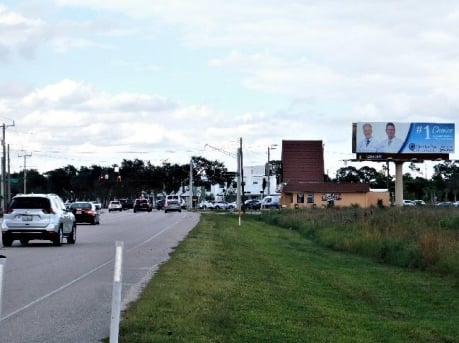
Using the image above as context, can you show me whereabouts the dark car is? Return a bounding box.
[133,199,152,213]
[244,199,261,210]
[119,198,134,210]
[69,201,100,225]
[155,199,165,210]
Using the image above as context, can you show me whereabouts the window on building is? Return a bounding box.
[297,193,304,203]
[307,193,314,203]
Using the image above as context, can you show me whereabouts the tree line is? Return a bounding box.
[334,161,459,203]
[8,157,235,206]
[8,158,458,205]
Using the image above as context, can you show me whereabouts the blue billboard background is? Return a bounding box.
[355,122,455,154]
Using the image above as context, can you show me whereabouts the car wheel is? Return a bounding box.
[53,227,63,246]
[67,224,76,244]
[20,239,29,245]
[2,235,13,247]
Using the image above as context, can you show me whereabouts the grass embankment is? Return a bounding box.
[116,213,459,342]
[256,206,459,278]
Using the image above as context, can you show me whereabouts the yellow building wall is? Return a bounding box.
[281,191,390,209]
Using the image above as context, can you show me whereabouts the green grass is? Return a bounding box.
[256,207,459,277]
[114,214,459,342]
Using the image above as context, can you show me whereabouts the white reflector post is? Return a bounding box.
[110,241,124,343]
[0,255,6,335]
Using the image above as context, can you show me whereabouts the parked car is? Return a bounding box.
[436,201,453,207]
[108,200,123,212]
[133,198,153,213]
[69,201,100,225]
[164,195,182,213]
[227,201,237,209]
[413,200,426,206]
[453,201,459,208]
[1,193,76,246]
[244,199,261,210]
[403,200,415,206]
[214,201,230,210]
[198,201,215,210]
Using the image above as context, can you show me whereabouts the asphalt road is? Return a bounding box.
[0,209,200,343]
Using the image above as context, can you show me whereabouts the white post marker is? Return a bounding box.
[0,255,6,335]
[110,241,124,343]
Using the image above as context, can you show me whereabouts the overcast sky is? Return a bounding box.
[1,0,458,178]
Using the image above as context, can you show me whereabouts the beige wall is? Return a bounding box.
[281,191,390,208]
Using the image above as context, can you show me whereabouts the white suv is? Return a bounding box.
[164,195,182,213]
[1,194,76,247]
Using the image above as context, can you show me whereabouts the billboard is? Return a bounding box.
[352,122,454,160]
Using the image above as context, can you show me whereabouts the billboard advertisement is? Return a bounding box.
[352,122,455,159]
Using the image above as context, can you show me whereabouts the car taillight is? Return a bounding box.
[42,208,55,214]
[87,210,94,215]
[4,208,13,214]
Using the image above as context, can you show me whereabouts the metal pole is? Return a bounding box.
[18,152,32,194]
[7,145,10,205]
[240,137,245,204]
[110,241,124,343]
[267,147,270,196]
[1,124,5,212]
[189,158,193,210]
[237,148,242,226]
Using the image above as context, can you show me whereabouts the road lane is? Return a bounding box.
[0,209,200,343]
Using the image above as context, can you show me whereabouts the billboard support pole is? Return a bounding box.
[394,162,404,206]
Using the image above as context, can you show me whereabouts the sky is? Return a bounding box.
[1,0,458,179]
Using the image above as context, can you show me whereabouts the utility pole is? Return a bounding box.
[240,137,245,204]
[18,151,32,194]
[237,146,242,226]
[267,144,278,196]
[1,121,15,211]
[188,158,193,210]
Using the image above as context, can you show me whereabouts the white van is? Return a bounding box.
[261,195,281,209]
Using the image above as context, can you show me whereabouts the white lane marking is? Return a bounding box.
[1,213,197,322]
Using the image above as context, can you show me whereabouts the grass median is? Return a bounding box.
[114,213,459,342]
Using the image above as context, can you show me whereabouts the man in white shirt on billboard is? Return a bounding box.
[357,123,378,152]
[377,122,404,153]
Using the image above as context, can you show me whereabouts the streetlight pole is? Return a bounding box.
[18,151,32,194]
[267,144,278,196]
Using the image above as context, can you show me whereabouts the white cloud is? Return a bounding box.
[3,1,459,174]
[0,4,47,60]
